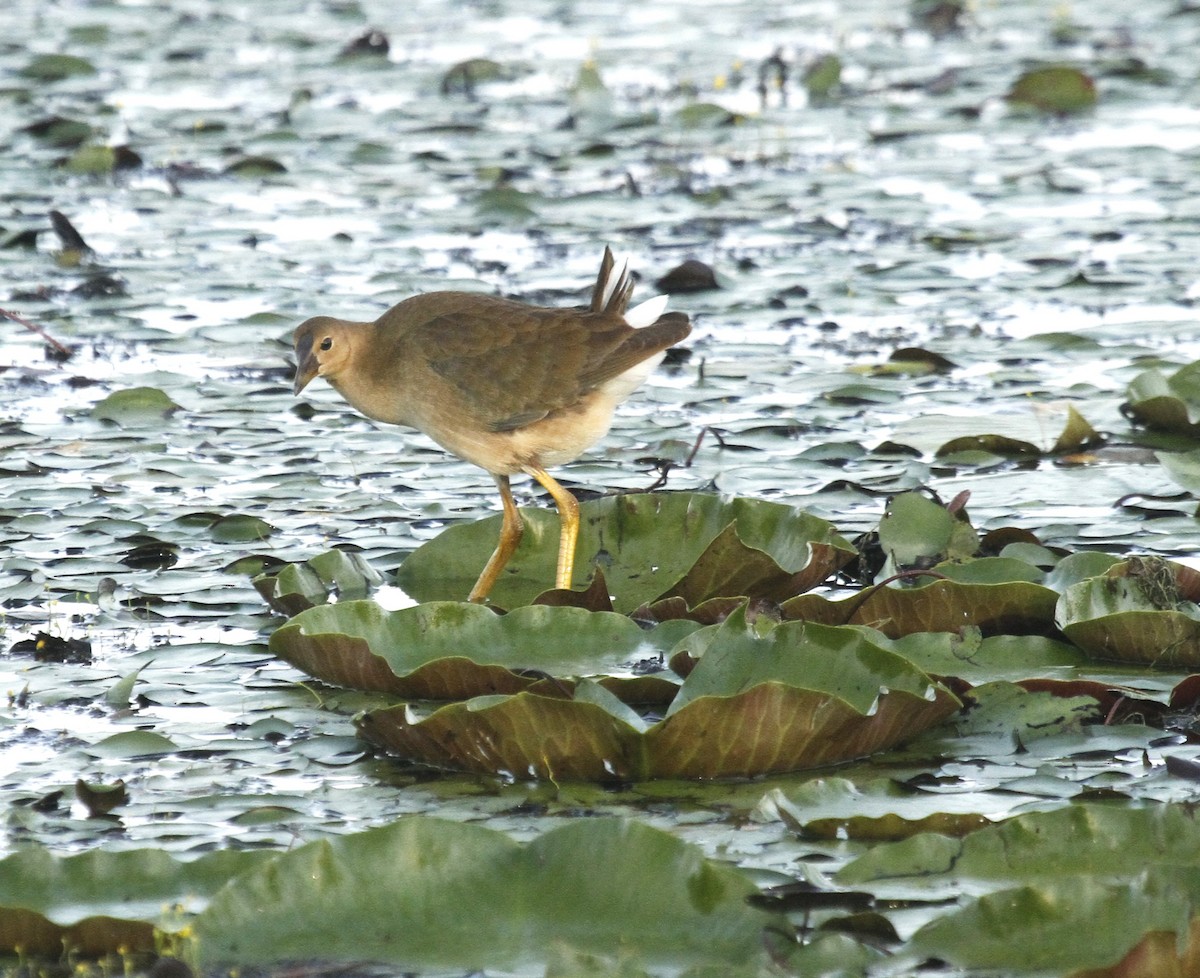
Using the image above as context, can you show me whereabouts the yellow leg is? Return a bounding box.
[525,466,579,591]
[468,474,523,603]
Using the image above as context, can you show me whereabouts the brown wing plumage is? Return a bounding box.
[370,265,689,433]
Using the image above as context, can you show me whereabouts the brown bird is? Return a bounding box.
[293,248,691,603]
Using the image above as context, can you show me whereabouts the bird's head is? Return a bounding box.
[293,316,360,395]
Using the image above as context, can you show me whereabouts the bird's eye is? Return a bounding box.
[319,337,333,351]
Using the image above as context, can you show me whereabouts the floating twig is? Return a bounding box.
[0,307,73,359]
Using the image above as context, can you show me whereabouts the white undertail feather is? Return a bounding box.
[624,293,669,328]
[598,352,666,402]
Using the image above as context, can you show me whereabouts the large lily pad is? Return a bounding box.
[1124,361,1200,435]
[840,806,1200,974]
[270,600,697,700]
[0,847,274,955]
[359,608,960,779]
[394,492,856,611]
[1056,557,1200,667]
[193,816,778,970]
[782,577,1060,637]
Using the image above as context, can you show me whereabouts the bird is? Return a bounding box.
[292,248,691,603]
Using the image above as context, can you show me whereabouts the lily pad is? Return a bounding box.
[0,847,273,955]
[20,53,97,81]
[359,608,960,779]
[1056,557,1200,667]
[841,806,1200,973]
[253,548,383,615]
[1125,362,1200,436]
[783,577,1060,638]
[1005,65,1098,115]
[394,492,856,612]
[193,817,778,970]
[270,600,697,700]
[90,387,181,426]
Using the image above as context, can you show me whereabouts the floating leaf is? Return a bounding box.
[209,513,275,543]
[222,155,287,176]
[60,144,141,174]
[20,53,97,81]
[890,405,1100,458]
[74,779,128,817]
[253,548,383,615]
[360,608,959,779]
[1056,557,1200,667]
[878,491,956,569]
[90,387,180,426]
[673,102,738,128]
[474,186,537,221]
[803,53,842,99]
[911,872,1199,973]
[104,663,147,707]
[0,847,276,955]
[864,806,1200,973]
[22,115,92,148]
[655,259,720,294]
[784,577,1059,638]
[889,631,1086,682]
[1052,403,1102,453]
[1006,65,1097,115]
[1125,362,1200,435]
[395,492,855,612]
[271,600,695,700]
[84,731,177,758]
[441,57,511,95]
[193,817,777,970]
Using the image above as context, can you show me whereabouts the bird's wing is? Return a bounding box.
[381,292,688,433]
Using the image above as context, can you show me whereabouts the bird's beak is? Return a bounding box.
[293,333,317,395]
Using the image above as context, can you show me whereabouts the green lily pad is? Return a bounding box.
[270,600,697,700]
[223,155,287,176]
[209,513,275,543]
[192,817,778,970]
[783,577,1060,638]
[253,548,383,615]
[803,53,842,99]
[359,608,960,779]
[841,806,1200,973]
[911,871,1200,973]
[0,847,273,954]
[877,491,962,569]
[1005,65,1098,115]
[888,631,1087,683]
[394,492,856,612]
[1056,557,1200,666]
[90,387,181,426]
[1125,362,1200,435]
[20,53,97,81]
